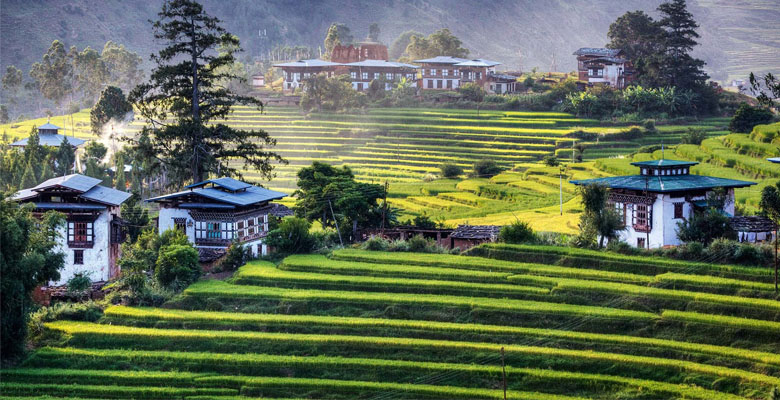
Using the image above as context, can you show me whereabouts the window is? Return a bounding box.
[386,72,393,80]
[637,237,646,249]
[207,222,221,239]
[447,80,452,89]
[350,71,357,79]
[357,82,363,91]
[431,69,437,76]
[362,72,368,80]
[373,72,380,79]
[597,69,603,77]
[633,204,650,232]
[68,221,93,246]
[442,69,449,76]
[437,80,443,88]
[612,202,626,224]
[427,79,433,89]
[73,250,84,265]
[453,69,459,76]
[174,218,186,232]
[674,203,684,219]
[303,72,310,78]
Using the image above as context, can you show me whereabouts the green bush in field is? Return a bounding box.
[265,217,316,254]
[439,162,463,178]
[472,159,502,178]
[679,127,707,145]
[155,244,200,289]
[729,103,774,133]
[218,240,250,272]
[499,220,536,244]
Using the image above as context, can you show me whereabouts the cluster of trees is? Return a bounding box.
[1,41,143,121]
[0,128,76,191]
[563,85,699,118]
[402,29,469,61]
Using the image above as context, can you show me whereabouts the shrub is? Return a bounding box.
[264,217,316,254]
[407,235,434,252]
[472,159,502,178]
[458,83,486,102]
[439,162,463,179]
[676,208,736,245]
[155,244,200,289]
[66,273,92,295]
[679,127,707,145]
[219,240,249,272]
[28,301,103,342]
[411,214,437,229]
[729,103,774,133]
[542,155,559,167]
[499,220,535,244]
[643,119,656,131]
[362,236,390,251]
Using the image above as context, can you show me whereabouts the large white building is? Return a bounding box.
[571,160,756,249]
[11,174,131,285]
[146,178,291,259]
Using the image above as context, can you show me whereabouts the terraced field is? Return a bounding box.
[7,246,779,399]
[0,107,760,230]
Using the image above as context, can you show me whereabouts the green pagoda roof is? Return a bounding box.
[570,174,755,193]
[630,160,698,167]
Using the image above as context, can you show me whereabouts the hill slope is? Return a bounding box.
[1,0,777,82]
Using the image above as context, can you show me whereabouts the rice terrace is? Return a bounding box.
[0,0,779,399]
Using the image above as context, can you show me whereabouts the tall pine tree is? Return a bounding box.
[130,0,283,185]
[55,137,76,176]
[657,0,708,90]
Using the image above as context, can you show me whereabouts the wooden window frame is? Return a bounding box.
[73,250,84,265]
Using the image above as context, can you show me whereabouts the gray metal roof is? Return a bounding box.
[35,174,102,192]
[451,224,501,239]
[274,59,342,67]
[147,179,287,207]
[186,177,252,191]
[10,174,130,206]
[768,157,780,164]
[81,185,133,206]
[413,56,469,64]
[455,59,502,67]
[11,133,86,147]
[38,122,61,130]
[179,203,236,209]
[584,56,628,64]
[631,160,698,168]
[344,59,419,69]
[573,48,621,57]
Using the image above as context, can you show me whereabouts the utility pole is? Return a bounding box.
[328,199,343,247]
[559,165,564,216]
[380,180,388,234]
[775,227,778,293]
[500,347,507,400]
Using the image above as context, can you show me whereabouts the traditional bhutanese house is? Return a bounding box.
[343,59,418,91]
[274,59,342,92]
[570,160,756,249]
[573,48,634,89]
[10,174,131,285]
[146,178,291,259]
[11,122,86,148]
[450,225,502,250]
[414,56,469,90]
[730,216,776,243]
[487,73,519,94]
[455,59,501,88]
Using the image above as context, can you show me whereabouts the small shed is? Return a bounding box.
[450,225,501,250]
[730,216,776,243]
[252,74,265,87]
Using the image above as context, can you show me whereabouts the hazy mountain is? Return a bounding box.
[1,0,777,83]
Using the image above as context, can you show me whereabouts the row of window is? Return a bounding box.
[426,79,456,89]
[193,218,268,241]
[612,202,651,231]
[423,68,460,76]
[640,168,690,176]
[588,68,604,77]
[68,222,93,246]
[349,72,415,81]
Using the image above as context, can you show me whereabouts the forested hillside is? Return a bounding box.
[1,0,777,83]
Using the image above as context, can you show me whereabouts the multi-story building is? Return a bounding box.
[147,177,292,258]
[414,57,513,93]
[11,174,131,285]
[274,59,342,92]
[414,56,468,90]
[343,60,418,91]
[573,48,634,89]
[570,160,756,249]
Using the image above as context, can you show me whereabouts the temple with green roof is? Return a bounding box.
[570,159,756,248]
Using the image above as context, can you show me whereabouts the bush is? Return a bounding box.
[28,301,103,342]
[680,127,707,145]
[219,241,249,272]
[458,83,486,102]
[729,103,774,133]
[66,273,92,295]
[264,217,316,254]
[643,119,656,131]
[499,220,535,244]
[155,244,200,289]
[542,155,559,167]
[472,159,502,178]
[439,163,463,179]
[676,208,736,245]
[362,236,390,251]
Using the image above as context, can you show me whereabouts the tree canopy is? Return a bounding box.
[405,29,469,60]
[1,200,65,361]
[324,23,353,58]
[577,183,625,248]
[29,40,73,109]
[129,0,283,185]
[389,30,421,60]
[90,86,133,135]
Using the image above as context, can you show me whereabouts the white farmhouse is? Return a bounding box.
[570,160,756,249]
[11,174,131,285]
[146,178,291,259]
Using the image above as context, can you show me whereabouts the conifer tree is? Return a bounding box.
[20,161,37,189]
[657,0,708,90]
[55,137,76,176]
[39,157,54,182]
[115,154,127,190]
[130,0,282,185]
